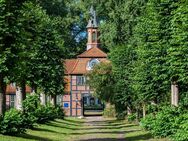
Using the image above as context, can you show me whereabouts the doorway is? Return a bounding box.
[82,96,104,116]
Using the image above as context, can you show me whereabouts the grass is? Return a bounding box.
[0,118,85,141]
[0,117,169,141]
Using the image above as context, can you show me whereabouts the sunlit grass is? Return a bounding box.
[0,117,169,141]
[0,117,84,141]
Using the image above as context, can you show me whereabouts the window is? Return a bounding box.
[10,95,15,108]
[77,76,86,85]
[87,59,100,70]
[92,32,97,42]
[56,95,62,106]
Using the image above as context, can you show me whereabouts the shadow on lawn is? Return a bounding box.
[46,122,79,130]
[32,127,60,134]
[54,119,81,126]
[78,138,125,141]
[16,134,53,141]
[125,132,154,141]
[64,118,85,124]
[78,133,153,141]
[46,121,136,131]
[83,124,137,129]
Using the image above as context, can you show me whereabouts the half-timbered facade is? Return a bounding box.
[63,6,108,116]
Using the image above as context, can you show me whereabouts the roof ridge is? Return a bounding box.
[77,47,107,58]
[77,47,94,57]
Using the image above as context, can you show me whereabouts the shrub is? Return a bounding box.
[22,112,37,129]
[151,106,180,137]
[103,104,116,118]
[35,104,64,123]
[22,94,39,128]
[23,94,39,113]
[35,105,55,123]
[55,105,65,119]
[116,111,126,120]
[141,106,180,138]
[171,114,188,141]
[147,104,158,114]
[127,113,137,122]
[0,109,26,135]
[140,114,155,131]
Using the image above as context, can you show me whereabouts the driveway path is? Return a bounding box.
[74,116,126,141]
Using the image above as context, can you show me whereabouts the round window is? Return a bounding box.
[87,59,99,70]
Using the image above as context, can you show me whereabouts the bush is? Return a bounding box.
[127,113,137,122]
[103,104,116,118]
[22,95,64,124]
[55,105,65,119]
[171,114,188,141]
[140,114,155,131]
[116,111,126,120]
[23,94,39,113]
[35,105,56,123]
[22,94,39,128]
[22,112,37,129]
[151,106,180,137]
[141,106,180,138]
[0,109,26,135]
[0,95,65,135]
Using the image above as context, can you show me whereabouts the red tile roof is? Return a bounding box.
[64,59,78,74]
[65,47,108,75]
[65,58,108,74]
[77,47,107,58]
[6,85,31,94]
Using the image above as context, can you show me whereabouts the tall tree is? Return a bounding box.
[87,62,115,103]
[110,45,137,114]
[0,0,27,115]
[168,0,188,106]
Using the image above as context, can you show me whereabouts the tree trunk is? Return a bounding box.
[16,80,26,111]
[0,75,6,116]
[51,95,57,106]
[16,85,23,110]
[136,107,139,122]
[40,92,46,105]
[31,84,37,95]
[143,103,146,118]
[127,106,132,115]
[21,80,26,101]
[171,81,179,107]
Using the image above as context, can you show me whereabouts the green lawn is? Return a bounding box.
[0,117,169,141]
[0,118,85,141]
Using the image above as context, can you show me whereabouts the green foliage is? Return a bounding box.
[35,105,64,124]
[151,106,180,137]
[116,111,127,120]
[87,62,115,103]
[103,104,116,118]
[168,0,188,83]
[141,106,188,140]
[0,95,65,135]
[110,44,137,115]
[23,95,39,113]
[171,114,188,141]
[22,95,39,128]
[127,113,137,122]
[0,109,26,135]
[22,95,64,124]
[140,114,155,131]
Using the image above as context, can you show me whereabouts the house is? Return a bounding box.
[5,83,31,109]
[62,6,108,116]
[4,6,107,117]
